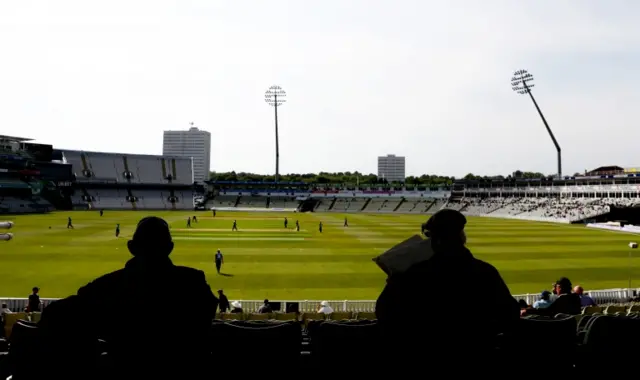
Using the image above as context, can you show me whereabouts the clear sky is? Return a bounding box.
[1,0,639,178]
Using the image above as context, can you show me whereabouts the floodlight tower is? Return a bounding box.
[264,85,287,183]
[511,70,562,178]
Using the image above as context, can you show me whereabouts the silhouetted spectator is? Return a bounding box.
[218,289,230,313]
[527,278,581,316]
[375,209,520,372]
[257,299,273,314]
[230,301,243,313]
[574,285,596,307]
[533,291,552,309]
[39,216,218,379]
[28,287,40,312]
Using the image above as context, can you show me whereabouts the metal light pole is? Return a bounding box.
[511,70,562,178]
[264,85,286,183]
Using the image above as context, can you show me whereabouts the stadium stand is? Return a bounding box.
[203,185,640,225]
[236,196,268,209]
[58,149,199,210]
[268,196,297,209]
[313,198,334,212]
[0,179,53,215]
[61,150,194,185]
[198,171,640,233]
[362,198,401,212]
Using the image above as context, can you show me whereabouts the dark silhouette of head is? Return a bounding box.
[218,289,224,296]
[127,217,174,259]
[422,209,467,246]
[32,287,39,294]
[540,290,551,301]
[555,277,572,295]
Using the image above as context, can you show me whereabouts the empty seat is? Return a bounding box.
[8,320,44,380]
[301,312,325,328]
[582,306,603,315]
[29,312,41,323]
[3,313,28,339]
[605,305,627,315]
[210,321,301,374]
[581,315,640,360]
[221,313,245,321]
[307,320,380,374]
[628,304,640,314]
[246,313,271,321]
[328,311,352,320]
[356,312,377,320]
[274,313,298,321]
[500,316,577,373]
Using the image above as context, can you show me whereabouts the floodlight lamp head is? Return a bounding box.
[511,69,535,95]
[265,85,287,107]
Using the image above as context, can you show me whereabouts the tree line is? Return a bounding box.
[209,170,556,185]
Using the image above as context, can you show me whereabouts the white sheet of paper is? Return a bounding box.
[373,235,436,276]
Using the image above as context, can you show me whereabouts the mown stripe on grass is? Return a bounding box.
[172,237,306,242]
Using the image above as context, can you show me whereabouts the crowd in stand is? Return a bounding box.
[453,196,639,222]
[1,211,639,378]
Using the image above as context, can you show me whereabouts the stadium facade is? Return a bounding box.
[60,149,199,210]
[0,135,203,213]
[162,126,211,183]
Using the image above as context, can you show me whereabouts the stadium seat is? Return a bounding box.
[274,312,298,321]
[328,311,352,320]
[356,312,376,320]
[246,313,271,321]
[628,304,640,314]
[221,313,245,321]
[8,320,44,379]
[604,305,627,315]
[210,321,302,374]
[301,312,326,328]
[29,312,41,323]
[307,320,380,373]
[579,315,640,365]
[573,314,585,325]
[500,316,577,373]
[3,313,27,339]
[582,306,603,315]
[577,314,596,335]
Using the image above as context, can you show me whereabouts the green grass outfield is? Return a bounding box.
[1,211,639,300]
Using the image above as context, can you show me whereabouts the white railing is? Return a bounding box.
[511,288,639,306]
[2,288,638,314]
[478,214,572,224]
[210,207,298,213]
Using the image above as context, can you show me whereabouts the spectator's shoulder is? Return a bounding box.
[78,268,126,295]
[472,257,500,275]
